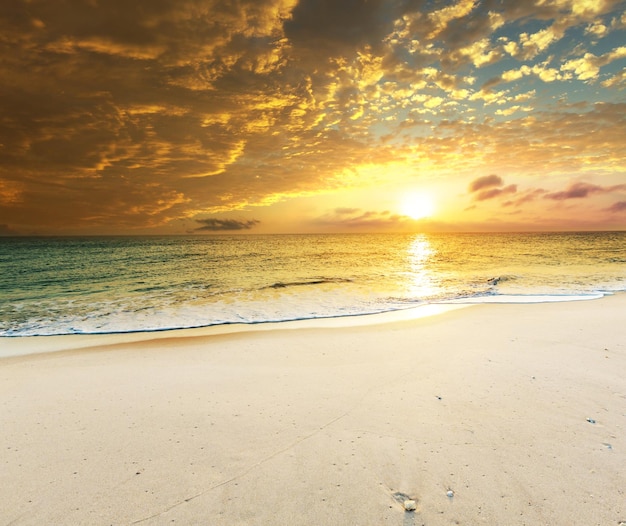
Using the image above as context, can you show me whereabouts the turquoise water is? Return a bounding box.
[1,232,625,336]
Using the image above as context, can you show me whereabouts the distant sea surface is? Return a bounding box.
[1,232,625,337]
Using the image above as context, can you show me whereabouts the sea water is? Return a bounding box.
[1,232,625,337]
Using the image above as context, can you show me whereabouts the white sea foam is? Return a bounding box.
[441,293,606,304]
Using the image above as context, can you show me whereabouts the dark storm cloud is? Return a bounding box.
[469,175,504,193]
[195,218,261,231]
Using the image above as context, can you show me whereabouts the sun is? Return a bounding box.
[399,192,436,220]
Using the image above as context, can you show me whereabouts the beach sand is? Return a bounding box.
[1,295,625,525]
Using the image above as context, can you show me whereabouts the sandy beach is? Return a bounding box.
[1,295,625,525]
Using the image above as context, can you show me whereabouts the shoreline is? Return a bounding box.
[0,292,611,359]
[1,294,625,524]
[1,302,471,359]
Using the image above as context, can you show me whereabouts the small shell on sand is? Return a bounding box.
[403,500,417,511]
[446,490,454,498]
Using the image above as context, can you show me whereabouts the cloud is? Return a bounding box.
[503,188,547,207]
[601,69,626,88]
[194,218,261,231]
[455,38,502,67]
[284,0,398,54]
[495,105,533,116]
[1,0,626,234]
[412,102,625,176]
[605,201,626,213]
[474,185,517,201]
[518,25,562,60]
[544,182,626,200]
[500,62,569,85]
[585,21,609,38]
[428,0,479,34]
[0,179,23,204]
[561,46,626,81]
[313,208,411,229]
[468,174,518,202]
[469,175,503,192]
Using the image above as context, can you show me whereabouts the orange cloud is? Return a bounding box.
[1,0,625,234]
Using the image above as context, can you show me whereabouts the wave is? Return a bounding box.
[263,277,354,290]
[2,290,614,339]
[486,274,517,286]
[441,292,606,304]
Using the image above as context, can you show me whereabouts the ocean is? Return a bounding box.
[1,232,625,337]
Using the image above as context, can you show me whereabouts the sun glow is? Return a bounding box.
[399,192,436,220]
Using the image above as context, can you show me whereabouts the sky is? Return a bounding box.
[1,0,625,235]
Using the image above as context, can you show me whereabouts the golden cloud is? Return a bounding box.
[1,0,625,233]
